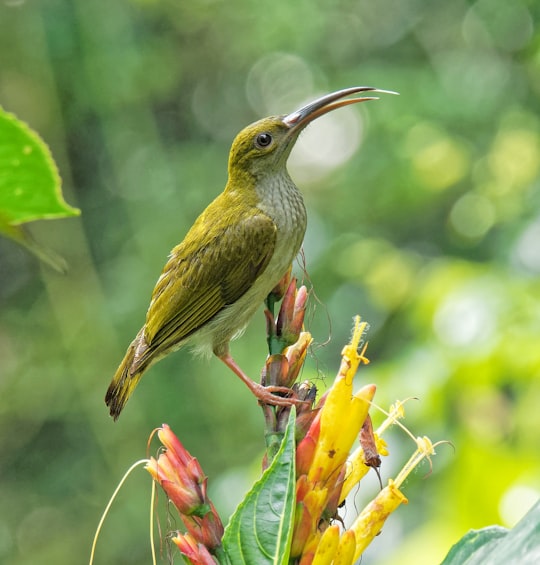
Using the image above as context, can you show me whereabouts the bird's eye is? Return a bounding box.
[255,132,273,148]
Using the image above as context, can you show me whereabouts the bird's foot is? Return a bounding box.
[251,382,305,407]
[218,352,306,407]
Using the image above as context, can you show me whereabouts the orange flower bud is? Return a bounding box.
[284,331,312,385]
[276,281,308,345]
[290,500,315,557]
[296,412,321,476]
[173,532,218,565]
[264,354,289,387]
[146,453,207,516]
[146,425,224,552]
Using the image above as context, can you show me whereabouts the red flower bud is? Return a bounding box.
[173,532,218,565]
[146,425,224,552]
[276,280,308,345]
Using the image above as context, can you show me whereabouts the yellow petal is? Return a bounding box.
[308,384,375,487]
[351,480,408,561]
[339,317,369,378]
[375,434,389,457]
[303,487,329,519]
[305,318,373,487]
[312,525,340,565]
[340,447,371,503]
[299,532,321,565]
[334,530,356,565]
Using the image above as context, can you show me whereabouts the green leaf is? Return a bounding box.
[0,106,79,224]
[222,408,296,565]
[440,500,540,565]
[440,526,508,565]
[0,107,80,271]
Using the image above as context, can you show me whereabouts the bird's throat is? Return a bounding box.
[255,171,307,240]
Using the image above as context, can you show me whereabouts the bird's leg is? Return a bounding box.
[218,352,301,407]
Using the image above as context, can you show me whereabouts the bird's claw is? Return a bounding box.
[254,383,309,407]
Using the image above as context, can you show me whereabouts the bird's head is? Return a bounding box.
[227,86,396,183]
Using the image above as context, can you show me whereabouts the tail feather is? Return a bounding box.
[105,331,147,420]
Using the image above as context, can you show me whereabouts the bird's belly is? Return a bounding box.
[190,222,305,358]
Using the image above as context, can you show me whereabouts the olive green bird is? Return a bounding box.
[105,86,392,420]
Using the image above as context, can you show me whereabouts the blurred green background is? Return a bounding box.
[1,0,539,563]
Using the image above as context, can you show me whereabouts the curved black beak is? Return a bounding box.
[283,86,398,131]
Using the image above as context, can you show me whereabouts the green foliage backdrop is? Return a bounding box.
[0,1,539,563]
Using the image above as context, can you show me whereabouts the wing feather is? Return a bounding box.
[139,205,276,364]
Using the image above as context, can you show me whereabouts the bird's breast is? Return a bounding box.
[255,172,307,264]
[253,174,307,298]
[191,173,307,357]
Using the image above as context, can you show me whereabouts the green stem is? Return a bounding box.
[213,544,231,564]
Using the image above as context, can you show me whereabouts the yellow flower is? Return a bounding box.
[292,317,376,560]
[312,524,340,565]
[334,530,356,565]
[306,317,373,488]
[349,480,409,561]
[291,316,442,564]
[307,383,375,487]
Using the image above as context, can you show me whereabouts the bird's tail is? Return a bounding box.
[105,331,147,420]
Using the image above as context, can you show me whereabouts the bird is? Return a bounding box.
[105,86,392,420]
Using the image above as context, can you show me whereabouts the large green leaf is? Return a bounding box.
[222,408,296,565]
[440,500,540,565]
[0,106,79,223]
[0,107,80,270]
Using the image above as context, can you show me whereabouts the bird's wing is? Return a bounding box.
[142,209,277,357]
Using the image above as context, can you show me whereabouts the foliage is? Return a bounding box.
[440,500,540,565]
[222,408,296,564]
[0,107,79,270]
[0,107,78,225]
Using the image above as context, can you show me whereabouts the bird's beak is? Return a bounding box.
[283,86,398,132]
